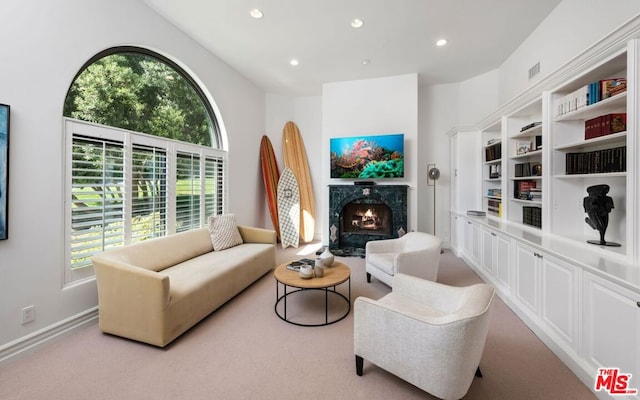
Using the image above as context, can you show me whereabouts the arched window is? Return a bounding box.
[63,47,226,282]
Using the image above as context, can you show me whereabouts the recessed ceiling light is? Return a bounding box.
[351,18,364,28]
[290,59,299,66]
[249,9,263,19]
[362,59,371,65]
[436,39,448,47]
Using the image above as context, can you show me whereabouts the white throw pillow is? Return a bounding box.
[208,214,243,251]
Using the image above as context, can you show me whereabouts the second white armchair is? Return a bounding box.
[365,231,441,287]
[354,274,496,400]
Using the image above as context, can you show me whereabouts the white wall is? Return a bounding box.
[322,74,418,242]
[499,0,640,104]
[0,0,265,349]
[417,70,499,241]
[264,94,323,239]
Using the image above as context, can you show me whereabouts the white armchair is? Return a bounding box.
[365,231,441,287]
[354,274,495,400]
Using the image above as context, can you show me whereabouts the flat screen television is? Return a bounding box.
[330,133,404,179]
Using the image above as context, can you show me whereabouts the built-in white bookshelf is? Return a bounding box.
[506,98,543,230]
[481,120,503,218]
[549,48,629,257]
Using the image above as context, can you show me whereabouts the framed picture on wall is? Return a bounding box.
[0,103,9,240]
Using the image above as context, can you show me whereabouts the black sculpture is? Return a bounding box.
[583,184,620,247]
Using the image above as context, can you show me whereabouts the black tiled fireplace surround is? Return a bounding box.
[328,185,408,256]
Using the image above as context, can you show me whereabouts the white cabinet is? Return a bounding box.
[495,231,511,292]
[450,131,482,214]
[481,228,495,276]
[583,272,640,380]
[463,218,481,267]
[450,213,463,255]
[514,241,541,317]
[541,254,580,353]
[514,242,582,355]
[481,226,511,293]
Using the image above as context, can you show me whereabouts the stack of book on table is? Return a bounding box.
[286,258,315,271]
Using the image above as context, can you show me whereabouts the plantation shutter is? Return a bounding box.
[204,155,224,218]
[176,152,201,232]
[131,144,167,242]
[70,136,125,269]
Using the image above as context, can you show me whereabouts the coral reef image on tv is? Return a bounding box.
[330,133,404,179]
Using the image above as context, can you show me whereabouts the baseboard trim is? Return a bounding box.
[0,307,98,367]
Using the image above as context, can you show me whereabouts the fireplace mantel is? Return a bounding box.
[328,184,408,256]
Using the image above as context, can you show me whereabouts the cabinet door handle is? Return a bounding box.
[533,252,543,258]
[637,301,640,308]
[491,232,497,237]
[467,221,472,225]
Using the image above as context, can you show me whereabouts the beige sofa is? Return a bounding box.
[92,225,276,347]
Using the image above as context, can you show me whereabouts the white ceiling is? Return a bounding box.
[144,0,562,96]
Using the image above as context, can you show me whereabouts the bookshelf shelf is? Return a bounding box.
[510,149,542,160]
[510,176,542,180]
[511,124,542,139]
[484,158,502,165]
[485,195,502,200]
[511,198,542,205]
[554,172,626,179]
[553,131,626,151]
[483,140,501,148]
[554,92,626,122]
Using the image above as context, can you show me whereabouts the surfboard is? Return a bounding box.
[282,121,316,243]
[277,168,300,249]
[260,135,281,241]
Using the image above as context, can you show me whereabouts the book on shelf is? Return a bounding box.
[489,164,501,178]
[584,113,626,140]
[555,78,626,117]
[467,210,486,216]
[520,122,541,132]
[534,135,542,150]
[514,180,538,200]
[565,146,626,174]
[528,188,542,201]
[486,188,502,198]
[522,206,542,228]
[601,78,626,99]
[515,162,532,177]
[487,199,501,215]
[485,142,502,162]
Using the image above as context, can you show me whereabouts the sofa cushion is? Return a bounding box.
[95,228,213,272]
[367,252,397,276]
[209,214,244,251]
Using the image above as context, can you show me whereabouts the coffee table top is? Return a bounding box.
[274,260,350,289]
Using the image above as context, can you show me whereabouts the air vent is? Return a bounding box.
[528,62,540,80]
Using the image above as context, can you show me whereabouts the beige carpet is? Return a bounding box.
[0,246,596,399]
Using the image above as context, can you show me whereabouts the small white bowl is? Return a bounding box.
[299,265,313,279]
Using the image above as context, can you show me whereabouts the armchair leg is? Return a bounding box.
[356,355,364,376]
[366,272,371,283]
[475,366,483,378]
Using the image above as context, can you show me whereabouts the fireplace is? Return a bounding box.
[341,203,392,236]
[328,185,408,256]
